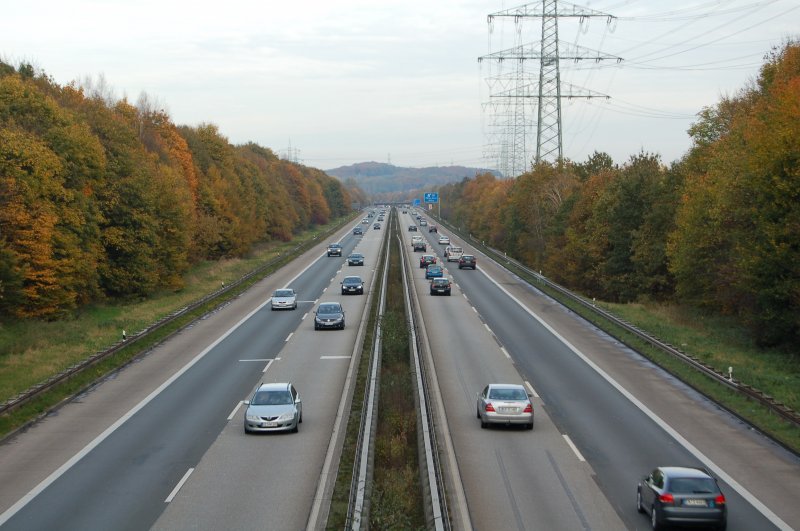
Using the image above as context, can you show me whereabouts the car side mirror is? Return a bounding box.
[244,400,250,406]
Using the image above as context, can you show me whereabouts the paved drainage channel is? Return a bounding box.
[324,210,450,530]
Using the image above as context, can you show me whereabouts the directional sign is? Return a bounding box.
[424,192,439,204]
[413,198,421,206]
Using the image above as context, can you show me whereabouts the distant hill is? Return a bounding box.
[326,162,501,201]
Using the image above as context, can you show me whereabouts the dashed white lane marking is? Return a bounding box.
[322,287,327,293]
[524,380,539,399]
[563,435,586,462]
[484,323,492,334]
[262,359,275,374]
[165,468,194,503]
[472,306,478,313]
[285,332,293,342]
[227,401,244,420]
[239,359,271,362]
[302,312,308,320]
[320,356,351,359]
[500,346,511,359]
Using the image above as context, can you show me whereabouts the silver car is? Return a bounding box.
[476,383,534,430]
[271,288,297,310]
[244,382,302,433]
[314,302,345,330]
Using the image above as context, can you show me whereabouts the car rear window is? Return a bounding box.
[668,478,717,494]
[489,388,527,400]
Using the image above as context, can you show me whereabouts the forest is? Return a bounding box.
[0,61,364,320]
[436,42,800,348]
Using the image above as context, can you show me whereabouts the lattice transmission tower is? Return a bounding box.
[479,1,621,177]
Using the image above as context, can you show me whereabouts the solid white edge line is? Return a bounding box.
[480,266,792,530]
[164,468,194,503]
[0,292,275,526]
[320,356,351,359]
[285,332,293,342]
[563,435,586,462]
[524,380,540,399]
[227,401,244,421]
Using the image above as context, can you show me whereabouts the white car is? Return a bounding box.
[438,235,450,245]
[271,288,297,310]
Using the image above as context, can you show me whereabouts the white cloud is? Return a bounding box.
[2,0,798,170]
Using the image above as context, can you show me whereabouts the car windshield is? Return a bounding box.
[669,478,717,494]
[274,290,294,298]
[350,254,362,259]
[344,277,361,284]
[489,388,527,400]
[318,304,341,314]
[252,390,293,406]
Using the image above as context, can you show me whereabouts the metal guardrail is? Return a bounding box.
[0,218,355,417]
[433,216,800,430]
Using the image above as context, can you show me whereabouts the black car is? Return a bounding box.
[408,225,418,232]
[430,278,451,296]
[458,255,477,269]
[327,243,342,257]
[314,302,345,330]
[637,467,727,530]
[373,223,381,230]
[353,226,363,235]
[341,275,364,295]
[347,253,364,266]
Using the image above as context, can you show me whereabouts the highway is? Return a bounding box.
[0,219,383,530]
[403,209,798,530]
[0,207,797,530]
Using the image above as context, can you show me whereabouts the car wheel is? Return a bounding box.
[481,419,488,429]
[651,505,661,530]
[314,323,319,330]
[299,411,303,424]
[292,423,298,434]
[293,303,297,310]
[716,520,727,531]
[637,489,645,513]
[476,406,481,419]
[526,422,533,430]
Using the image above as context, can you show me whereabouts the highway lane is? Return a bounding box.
[401,211,625,530]
[152,222,385,530]
[0,220,377,530]
[417,211,798,530]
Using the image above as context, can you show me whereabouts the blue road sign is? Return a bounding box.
[424,192,439,204]
[413,198,421,206]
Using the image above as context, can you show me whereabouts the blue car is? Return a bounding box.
[425,264,443,279]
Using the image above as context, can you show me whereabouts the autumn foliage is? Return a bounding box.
[438,42,800,347]
[0,62,354,319]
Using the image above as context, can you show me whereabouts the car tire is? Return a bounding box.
[314,323,319,330]
[481,420,488,429]
[292,423,298,434]
[651,505,661,530]
[637,489,645,513]
[717,520,727,531]
[526,422,533,430]
[299,411,303,424]
[293,303,297,310]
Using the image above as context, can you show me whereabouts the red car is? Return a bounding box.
[419,254,436,268]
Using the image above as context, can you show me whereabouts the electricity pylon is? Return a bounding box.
[479,0,621,175]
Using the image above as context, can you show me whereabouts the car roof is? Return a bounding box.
[256,382,292,392]
[659,466,713,479]
[488,383,526,390]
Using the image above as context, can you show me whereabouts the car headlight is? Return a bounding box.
[246,413,261,422]
[278,411,296,421]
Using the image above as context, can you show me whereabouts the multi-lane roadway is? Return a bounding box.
[0,207,797,530]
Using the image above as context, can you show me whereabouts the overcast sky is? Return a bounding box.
[3,0,798,171]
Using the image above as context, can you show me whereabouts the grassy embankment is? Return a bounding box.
[0,216,354,437]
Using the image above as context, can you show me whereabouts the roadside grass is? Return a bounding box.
[0,219,349,437]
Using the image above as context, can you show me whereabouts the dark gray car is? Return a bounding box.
[341,276,364,295]
[314,302,345,330]
[244,382,302,433]
[637,466,727,530]
[347,253,365,266]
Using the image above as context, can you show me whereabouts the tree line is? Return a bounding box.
[0,61,363,320]
[436,42,799,348]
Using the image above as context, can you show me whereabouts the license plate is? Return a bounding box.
[684,499,707,507]
[262,421,278,427]
[499,407,517,413]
